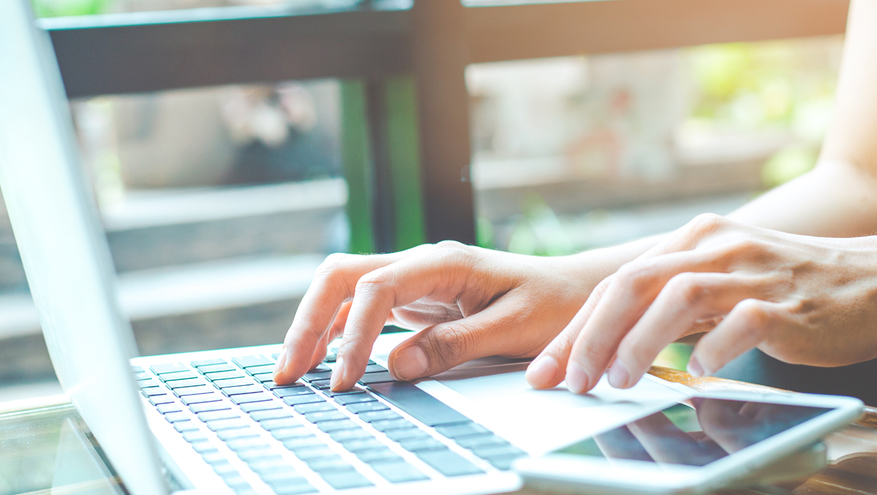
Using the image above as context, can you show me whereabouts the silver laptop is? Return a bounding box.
[0,1,689,494]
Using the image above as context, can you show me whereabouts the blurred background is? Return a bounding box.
[0,0,844,401]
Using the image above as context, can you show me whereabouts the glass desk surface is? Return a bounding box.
[0,401,125,495]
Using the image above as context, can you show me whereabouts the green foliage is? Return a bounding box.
[761,145,818,188]
[506,193,574,256]
[32,0,111,17]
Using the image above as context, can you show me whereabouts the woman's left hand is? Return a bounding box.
[525,214,877,393]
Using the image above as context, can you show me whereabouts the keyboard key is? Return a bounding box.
[137,378,159,389]
[198,363,238,374]
[213,462,238,477]
[247,457,293,475]
[384,428,429,443]
[225,437,270,452]
[358,371,395,385]
[181,393,223,405]
[255,374,282,384]
[364,364,388,373]
[202,451,228,464]
[231,393,273,405]
[281,436,324,451]
[164,412,190,423]
[317,420,359,433]
[323,388,366,398]
[260,418,302,431]
[307,457,354,473]
[332,394,374,405]
[304,410,346,423]
[271,427,312,441]
[399,437,446,453]
[174,421,199,433]
[292,446,336,461]
[191,358,227,368]
[283,395,325,406]
[455,434,509,450]
[273,386,314,398]
[133,371,150,380]
[346,402,388,414]
[197,410,239,422]
[358,410,401,423]
[321,471,373,490]
[370,460,429,483]
[240,401,281,413]
[205,371,245,381]
[141,387,167,397]
[340,438,385,452]
[485,453,525,470]
[165,378,206,389]
[246,364,276,376]
[183,431,208,443]
[416,450,483,477]
[149,395,174,406]
[309,379,332,390]
[436,422,490,439]
[189,401,231,414]
[328,428,372,443]
[174,385,214,397]
[131,366,144,373]
[311,364,331,372]
[293,402,335,414]
[233,355,274,369]
[249,409,291,422]
[354,448,400,464]
[302,370,332,382]
[160,372,199,382]
[371,419,414,432]
[191,441,217,454]
[369,382,470,427]
[156,403,182,414]
[271,483,317,495]
[223,385,264,396]
[206,418,250,431]
[150,362,188,375]
[472,444,527,460]
[217,429,260,441]
[213,378,255,389]
[323,350,337,363]
[237,448,281,462]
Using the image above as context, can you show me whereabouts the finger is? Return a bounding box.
[308,301,352,371]
[387,290,536,381]
[331,246,479,390]
[562,250,730,393]
[525,276,611,391]
[687,299,778,378]
[608,273,769,389]
[274,250,413,384]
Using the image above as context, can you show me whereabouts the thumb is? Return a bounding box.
[387,296,520,381]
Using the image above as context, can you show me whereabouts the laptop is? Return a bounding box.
[0,1,690,494]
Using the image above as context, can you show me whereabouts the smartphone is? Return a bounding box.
[513,391,863,494]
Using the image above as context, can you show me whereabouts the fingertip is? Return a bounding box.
[607,360,631,389]
[389,345,429,381]
[525,355,561,389]
[329,356,347,391]
[565,361,591,394]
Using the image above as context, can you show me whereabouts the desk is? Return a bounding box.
[2,369,876,495]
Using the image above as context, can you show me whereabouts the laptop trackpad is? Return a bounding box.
[371,332,691,456]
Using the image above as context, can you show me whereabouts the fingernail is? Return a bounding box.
[687,355,707,378]
[525,355,559,388]
[273,345,288,375]
[330,356,346,391]
[392,346,428,381]
[565,362,590,394]
[608,361,630,388]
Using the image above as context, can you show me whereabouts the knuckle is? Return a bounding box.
[433,240,474,261]
[613,262,656,292]
[427,325,475,368]
[736,299,770,330]
[354,270,392,297]
[685,213,725,236]
[666,273,707,306]
[316,253,355,280]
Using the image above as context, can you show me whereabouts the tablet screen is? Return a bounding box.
[555,398,831,467]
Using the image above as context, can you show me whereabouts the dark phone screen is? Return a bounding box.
[556,398,830,467]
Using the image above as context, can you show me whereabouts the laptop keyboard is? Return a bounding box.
[133,353,525,494]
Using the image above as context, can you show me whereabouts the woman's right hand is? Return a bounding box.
[273,241,608,391]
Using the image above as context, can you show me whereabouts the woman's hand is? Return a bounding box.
[274,241,605,390]
[527,214,877,394]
